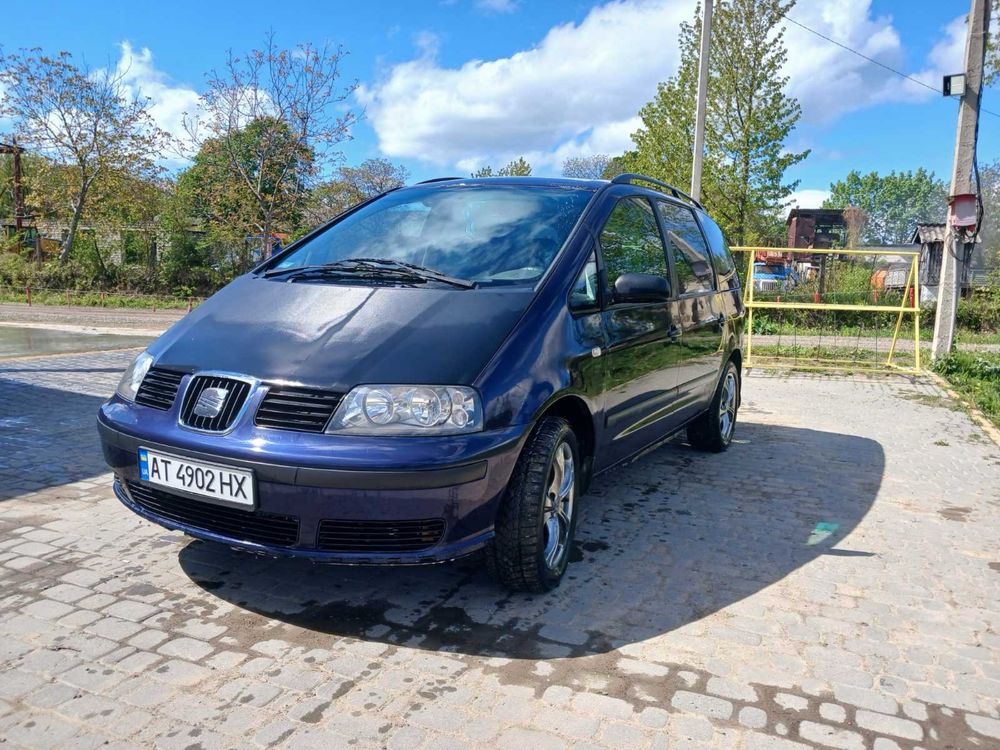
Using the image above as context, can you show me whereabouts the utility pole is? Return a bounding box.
[932,0,990,360]
[0,139,25,232]
[690,0,713,202]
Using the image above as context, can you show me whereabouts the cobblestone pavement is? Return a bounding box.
[1,351,999,749]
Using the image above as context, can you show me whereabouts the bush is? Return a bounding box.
[956,286,1000,333]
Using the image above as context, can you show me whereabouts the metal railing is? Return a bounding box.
[731,247,922,374]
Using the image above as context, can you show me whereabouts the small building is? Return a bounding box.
[786,208,847,249]
[909,223,985,301]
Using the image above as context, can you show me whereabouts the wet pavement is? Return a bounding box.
[0,325,151,360]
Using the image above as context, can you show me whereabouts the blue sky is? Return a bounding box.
[3,0,995,208]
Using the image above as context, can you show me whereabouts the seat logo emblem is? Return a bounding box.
[193,387,229,418]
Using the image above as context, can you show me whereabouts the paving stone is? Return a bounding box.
[819,703,847,723]
[966,714,1000,740]
[671,691,733,720]
[571,692,633,720]
[799,721,865,750]
[707,677,758,702]
[832,684,899,714]
[774,693,809,712]
[498,727,566,750]
[101,600,159,622]
[157,637,214,661]
[854,711,923,741]
[738,706,768,729]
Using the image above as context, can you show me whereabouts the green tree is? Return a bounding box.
[307,158,409,226]
[562,155,612,179]
[0,48,169,262]
[473,157,532,177]
[823,169,947,245]
[185,33,357,258]
[177,117,311,271]
[622,0,808,245]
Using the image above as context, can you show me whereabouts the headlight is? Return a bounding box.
[115,351,154,402]
[327,385,482,435]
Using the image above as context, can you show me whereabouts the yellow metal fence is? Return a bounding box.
[731,246,922,374]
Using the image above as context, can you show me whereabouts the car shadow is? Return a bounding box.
[179,420,884,659]
[0,379,110,502]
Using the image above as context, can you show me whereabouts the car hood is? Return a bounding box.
[148,275,534,388]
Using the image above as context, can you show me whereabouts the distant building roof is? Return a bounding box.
[910,223,980,244]
[786,207,845,225]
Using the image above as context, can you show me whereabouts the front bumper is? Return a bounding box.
[98,400,527,564]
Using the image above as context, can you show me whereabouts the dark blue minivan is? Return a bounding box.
[98,174,744,591]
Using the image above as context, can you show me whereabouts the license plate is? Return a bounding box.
[138,448,255,508]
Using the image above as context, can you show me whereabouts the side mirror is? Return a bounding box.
[613,272,671,303]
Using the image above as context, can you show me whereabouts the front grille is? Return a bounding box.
[316,518,445,553]
[124,481,299,547]
[135,368,185,410]
[255,386,342,433]
[179,376,252,432]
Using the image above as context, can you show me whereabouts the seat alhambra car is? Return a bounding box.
[98,174,744,592]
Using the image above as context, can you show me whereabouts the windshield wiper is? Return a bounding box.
[347,258,476,289]
[263,258,475,289]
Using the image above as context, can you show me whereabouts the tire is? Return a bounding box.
[486,417,580,593]
[687,360,740,453]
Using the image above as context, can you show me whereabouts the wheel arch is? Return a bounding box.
[536,393,597,491]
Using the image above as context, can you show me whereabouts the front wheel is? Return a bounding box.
[687,360,740,452]
[487,417,579,593]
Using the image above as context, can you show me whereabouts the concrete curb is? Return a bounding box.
[926,370,1000,449]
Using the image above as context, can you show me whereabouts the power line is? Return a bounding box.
[783,13,1000,119]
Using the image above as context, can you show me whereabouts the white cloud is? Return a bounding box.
[114,41,201,159]
[787,188,832,212]
[783,3,966,121]
[360,0,971,174]
[913,13,968,88]
[357,0,690,168]
[476,0,519,13]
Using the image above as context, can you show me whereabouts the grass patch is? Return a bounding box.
[0,288,195,310]
[955,330,1000,345]
[751,344,916,371]
[933,351,1000,427]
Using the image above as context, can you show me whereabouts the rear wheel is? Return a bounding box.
[687,360,739,452]
[487,417,579,593]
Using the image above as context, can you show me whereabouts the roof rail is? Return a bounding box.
[610,173,704,210]
[416,176,463,184]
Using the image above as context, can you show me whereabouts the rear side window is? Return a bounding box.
[656,201,715,295]
[599,197,668,286]
[699,213,739,290]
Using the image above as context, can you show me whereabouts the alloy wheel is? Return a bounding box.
[718,370,737,441]
[541,441,575,570]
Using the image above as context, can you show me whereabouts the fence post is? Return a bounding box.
[101,291,106,307]
[813,291,820,304]
[65,289,70,305]
[25,286,31,306]
[187,297,193,313]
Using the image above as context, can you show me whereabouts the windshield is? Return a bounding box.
[267,185,594,286]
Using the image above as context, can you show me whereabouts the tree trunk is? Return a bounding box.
[260,212,274,261]
[59,185,90,264]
